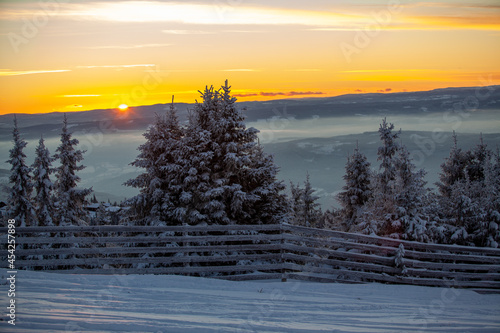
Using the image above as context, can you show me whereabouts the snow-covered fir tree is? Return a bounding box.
[93,203,111,225]
[32,136,55,226]
[290,181,304,222]
[436,132,469,199]
[178,81,287,225]
[466,134,490,182]
[433,134,500,247]
[366,118,402,236]
[337,143,371,230]
[484,146,500,247]
[376,118,401,198]
[7,116,35,227]
[125,98,183,225]
[460,137,499,247]
[290,173,322,227]
[240,141,289,225]
[126,81,288,226]
[394,145,430,242]
[346,120,430,239]
[53,114,92,226]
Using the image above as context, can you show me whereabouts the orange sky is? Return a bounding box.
[0,0,499,115]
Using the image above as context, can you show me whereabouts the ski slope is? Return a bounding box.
[1,268,499,332]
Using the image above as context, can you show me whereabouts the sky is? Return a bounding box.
[0,0,499,115]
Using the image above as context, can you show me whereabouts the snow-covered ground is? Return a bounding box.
[1,268,499,332]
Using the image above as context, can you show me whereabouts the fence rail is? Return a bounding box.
[1,223,499,289]
[280,224,500,290]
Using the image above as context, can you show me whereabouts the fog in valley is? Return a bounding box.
[1,88,499,208]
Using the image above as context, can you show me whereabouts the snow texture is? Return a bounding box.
[1,268,499,332]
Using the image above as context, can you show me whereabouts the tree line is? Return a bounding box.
[5,81,500,248]
[6,114,91,227]
[321,119,500,248]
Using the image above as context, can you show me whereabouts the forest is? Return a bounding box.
[5,81,500,248]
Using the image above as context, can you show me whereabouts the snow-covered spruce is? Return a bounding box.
[433,133,500,247]
[126,82,288,226]
[360,118,402,236]
[125,99,183,225]
[92,203,112,225]
[333,120,430,241]
[394,145,430,242]
[376,117,401,199]
[337,142,371,231]
[290,173,322,227]
[436,131,470,199]
[53,114,92,226]
[6,116,35,227]
[32,136,56,227]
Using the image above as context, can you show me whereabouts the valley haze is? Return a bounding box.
[1,86,499,208]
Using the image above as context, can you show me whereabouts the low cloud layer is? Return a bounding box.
[234,91,324,98]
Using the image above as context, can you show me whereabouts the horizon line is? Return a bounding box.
[1,84,499,117]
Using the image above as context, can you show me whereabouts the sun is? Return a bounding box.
[118,104,128,111]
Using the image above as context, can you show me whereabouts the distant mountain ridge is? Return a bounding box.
[1,85,499,141]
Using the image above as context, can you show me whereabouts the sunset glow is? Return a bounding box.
[0,0,499,115]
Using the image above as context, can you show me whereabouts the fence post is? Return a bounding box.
[281,223,286,282]
[182,223,190,271]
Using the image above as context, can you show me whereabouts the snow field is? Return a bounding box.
[1,268,499,332]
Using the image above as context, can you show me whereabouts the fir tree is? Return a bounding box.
[337,143,371,228]
[435,135,499,247]
[436,132,469,198]
[125,98,183,225]
[241,142,288,225]
[467,134,491,182]
[484,146,500,247]
[376,118,401,198]
[291,173,322,227]
[290,181,304,223]
[463,137,498,247]
[93,203,111,225]
[53,114,92,226]
[180,81,287,225]
[126,82,288,226]
[32,136,55,226]
[7,116,35,227]
[366,118,401,236]
[395,145,429,242]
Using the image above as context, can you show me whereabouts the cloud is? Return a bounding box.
[76,64,155,69]
[162,30,213,35]
[340,69,425,74]
[0,2,361,28]
[1,1,499,31]
[234,91,324,98]
[0,69,71,76]
[61,95,101,98]
[355,89,363,92]
[259,92,285,97]
[233,93,259,97]
[407,14,500,30]
[285,69,322,72]
[287,91,325,96]
[221,69,259,72]
[84,43,172,49]
[377,88,392,93]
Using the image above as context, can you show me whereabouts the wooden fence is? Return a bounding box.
[1,223,499,290]
[281,224,500,290]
